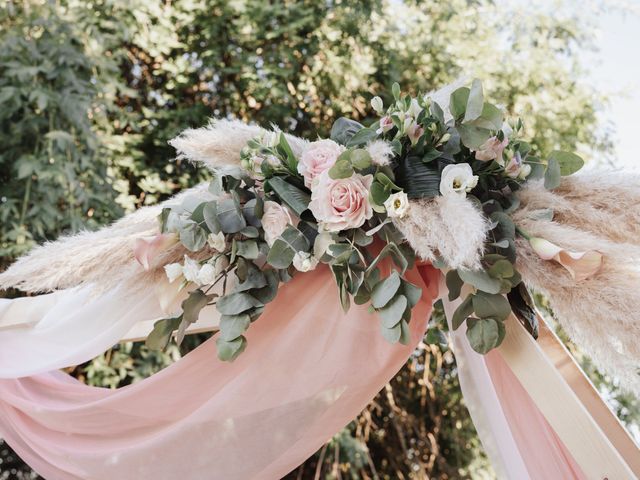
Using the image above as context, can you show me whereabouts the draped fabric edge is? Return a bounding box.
[440,276,639,480]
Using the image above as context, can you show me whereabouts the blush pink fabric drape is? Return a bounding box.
[0,265,439,480]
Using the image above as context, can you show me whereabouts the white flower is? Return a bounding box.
[383,191,410,218]
[207,232,226,251]
[439,164,478,198]
[182,256,201,284]
[406,98,423,118]
[292,251,319,272]
[262,200,298,245]
[197,263,217,285]
[371,96,384,113]
[164,262,183,283]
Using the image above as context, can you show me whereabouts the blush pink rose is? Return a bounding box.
[297,139,344,188]
[475,136,508,161]
[262,201,298,246]
[309,171,374,232]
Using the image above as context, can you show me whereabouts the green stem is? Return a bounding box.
[515,226,532,241]
[19,176,32,225]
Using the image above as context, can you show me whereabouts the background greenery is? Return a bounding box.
[0,0,636,478]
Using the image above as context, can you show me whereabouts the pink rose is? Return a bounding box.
[475,136,508,162]
[262,201,298,245]
[309,171,374,232]
[297,139,344,188]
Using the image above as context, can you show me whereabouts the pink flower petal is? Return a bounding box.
[133,234,177,271]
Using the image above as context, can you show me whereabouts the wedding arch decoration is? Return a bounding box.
[0,80,639,479]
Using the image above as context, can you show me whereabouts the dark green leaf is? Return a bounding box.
[267,177,310,216]
[472,291,511,321]
[219,314,251,341]
[216,336,247,361]
[466,318,501,354]
[330,117,364,146]
[458,268,502,294]
[445,270,463,301]
[216,292,263,315]
[452,294,473,330]
[146,316,182,351]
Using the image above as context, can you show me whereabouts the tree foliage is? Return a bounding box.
[0,1,632,478]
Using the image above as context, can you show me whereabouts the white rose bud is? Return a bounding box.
[197,263,217,285]
[164,262,183,283]
[292,251,319,272]
[383,191,410,219]
[371,96,384,113]
[439,164,479,198]
[207,232,226,252]
[182,256,201,284]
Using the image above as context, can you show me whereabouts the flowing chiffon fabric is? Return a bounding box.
[0,265,439,480]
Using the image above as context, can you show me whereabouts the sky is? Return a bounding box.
[587,6,640,171]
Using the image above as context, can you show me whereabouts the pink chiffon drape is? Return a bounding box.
[0,264,439,480]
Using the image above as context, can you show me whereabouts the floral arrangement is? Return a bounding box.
[147,80,597,361]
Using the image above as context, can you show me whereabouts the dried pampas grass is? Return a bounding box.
[393,194,489,270]
[169,119,308,171]
[0,184,212,295]
[514,176,640,395]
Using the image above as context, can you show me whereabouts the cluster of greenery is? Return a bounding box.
[0,0,636,478]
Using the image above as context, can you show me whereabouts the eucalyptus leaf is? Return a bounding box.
[251,269,280,303]
[217,198,246,233]
[451,294,473,330]
[449,87,470,120]
[266,226,310,269]
[347,127,378,147]
[235,265,267,292]
[203,202,221,233]
[458,268,502,294]
[398,319,411,345]
[216,292,263,315]
[219,314,251,341]
[381,322,402,343]
[267,176,310,216]
[330,117,364,146]
[378,294,407,328]
[457,124,491,149]
[235,239,260,259]
[472,291,511,321]
[180,223,207,251]
[328,158,354,179]
[146,316,182,351]
[182,289,214,324]
[544,157,561,190]
[463,79,484,123]
[466,318,501,354]
[371,270,401,308]
[216,336,247,361]
[548,150,584,176]
[445,270,463,301]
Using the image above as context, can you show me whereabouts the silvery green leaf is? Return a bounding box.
[235,265,267,292]
[330,117,364,146]
[544,158,561,190]
[458,268,502,294]
[466,317,502,354]
[216,292,263,315]
[350,148,372,169]
[402,280,422,308]
[328,157,354,179]
[398,319,411,345]
[346,128,378,148]
[392,82,401,100]
[251,269,280,304]
[203,202,221,233]
[463,79,484,123]
[469,103,503,130]
[235,239,259,259]
[378,294,407,328]
[219,314,251,341]
[449,86,470,120]
[371,270,401,308]
[381,322,402,343]
[216,336,247,361]
[241,198,262,228]
[457,124,491,149]
[266,225,309,269]
[217,198,246,233]
[472,291,511,321]
[240,226,260,238]
[430,101,445,124]
[180,223,207,251]
[451,294,473,330]
[146,316,182,351]
[548,150,584,176]
[182,289,214,324]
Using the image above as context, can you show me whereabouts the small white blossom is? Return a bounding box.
[292,251,319,272]
[197,263,217,285]
[164,263,183,283]
[371,96,384,113]
[383,191,410,219]
[406,98,423,118]
[207,232,226,251]
[439,164,478,198]
[182,256,201,284]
